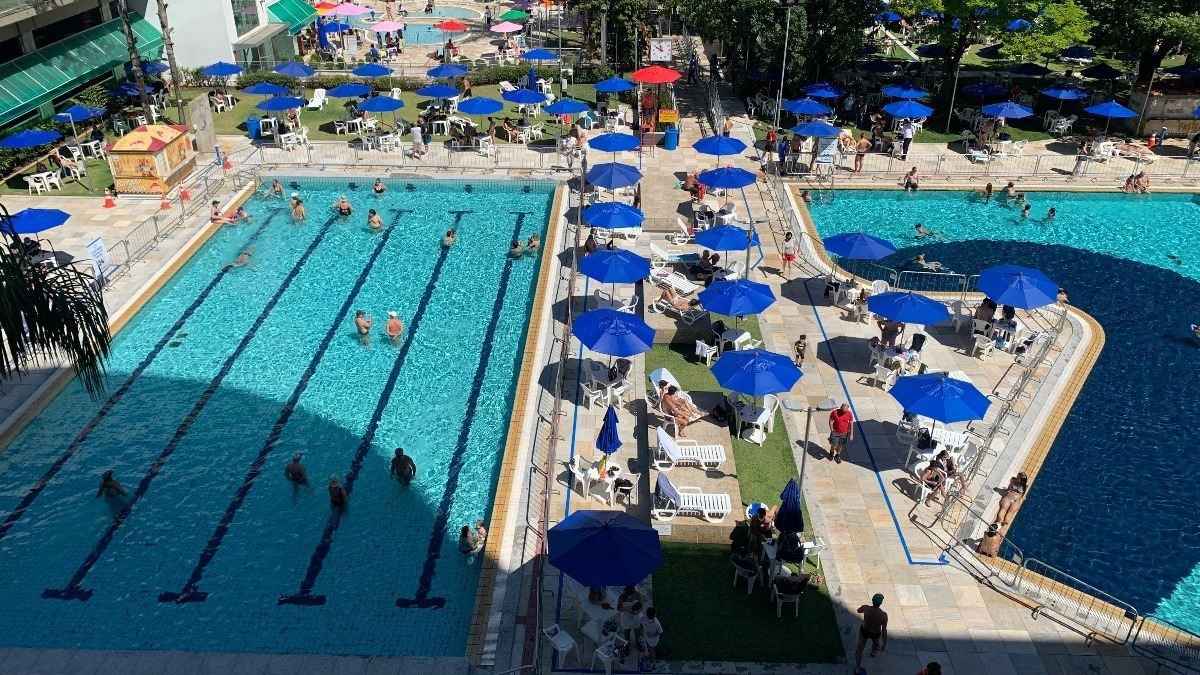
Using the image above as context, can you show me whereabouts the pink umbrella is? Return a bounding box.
[371,20,405,32]
[331,3,372,16]
[490,21,523,33]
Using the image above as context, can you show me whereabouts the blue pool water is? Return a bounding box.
[807,189,1200,632]
[356,8,479,45]
[0,177,554,655]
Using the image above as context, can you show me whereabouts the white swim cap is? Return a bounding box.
[291,192,299,198]
[388,310,397,318]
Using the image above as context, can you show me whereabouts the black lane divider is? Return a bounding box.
[160,209,409,604]
[0,213,281,545]
[278,220,460,607]
[43,215,341,602]
[397,211,530,609]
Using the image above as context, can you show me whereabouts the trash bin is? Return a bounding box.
[246,116,260,140]
[663,124,679,151]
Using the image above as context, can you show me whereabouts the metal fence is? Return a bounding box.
[243,139,569,172]
[1133,614,1200,674]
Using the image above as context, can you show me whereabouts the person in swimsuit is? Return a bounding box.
[855,593,888,670]
[271,179,284,197]
[853,134,871,173]
[781,231,797,278]
[1004,181,1017,199]
[328,474,348,508]
[919,462,947,507]
[914,223,934,237]
[1045,207,1056,221]
[223,247,255,271]
[458,525,483,553]
[443,228,457,247]
[284,452,307,485]
[354,310,373,346]
[526,233,540,253]
[655,286,692,312]
[662,386,703,437]
[367,208,384,230]
[96,470,126,498]
[1021,204,1032,220]
[210,200,232,225]
[980,183,993,201]
[508,240,525,258]
[291,197,307,222]
[390,447,417,486]
[333,196,353,216]
[902,167,919,191]
[385,310,404,345]
[373,178,386,194]
[996,472,1028,526]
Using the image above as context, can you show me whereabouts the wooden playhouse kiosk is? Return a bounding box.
[105,124,196,195]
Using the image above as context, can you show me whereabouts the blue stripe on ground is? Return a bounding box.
[0,213,280,545]
[42,214,343,602]
[396,211,530,609]
[278,215,463,607]
[159,209,409,604]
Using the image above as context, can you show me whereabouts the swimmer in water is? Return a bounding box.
[390,447,417,486]
[1021,204,1031,220]
[272,179,283,197]
[328,474,348,508]
[509,240,525,258]
[333,195,353,217]
[291,196,306,221]
[385,310,404,345]
[1192,324,1200,339]
[284,453,308,485]
[223,246,255,270]
[373,178,386,194]
[96,470,126,498]
[354,309,373,346]
[981,183,993,201]
[1045,207,1056,221]
[443,228,457,247]
[368,208,383,230]
[1167,253,1183,265]
[914,223,934,237]
[526,233,540,253]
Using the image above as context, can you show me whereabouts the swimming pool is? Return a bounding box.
[807,188,1200,632]
[0,177,555,656]
[355,8,480,45]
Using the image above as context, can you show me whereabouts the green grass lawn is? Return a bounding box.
[958,43,1184,75]
[0,156,114,197]
[653,542,844,664]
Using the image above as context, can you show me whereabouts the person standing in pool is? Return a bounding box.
[272,179,284,198]
[373,178,386,194]
[980,183,993,201]
[1020,204,1031,220]
[328,475,348,509]
[96,470,126,498]
[333,195,353,217]
[385,310,404,345]
[443,228,457,247]
[368,208,384,230]
[284,453,308,485]
[291,196,306,222]
[1045,207,1056,221]
[354,310,373,346]
[1004,182,1017,199]
[390,447,416,486]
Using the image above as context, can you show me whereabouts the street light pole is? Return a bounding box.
[1136,67,1160,137]
[783,397,836,494]
[944,62,961,134]
[774,3,792,130]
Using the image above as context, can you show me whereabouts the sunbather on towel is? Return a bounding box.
[656,287,694,311]
[662,386,703,437]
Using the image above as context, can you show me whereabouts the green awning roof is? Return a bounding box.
[0,13,162,127]
[268,0,318,36]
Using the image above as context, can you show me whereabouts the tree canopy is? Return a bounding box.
[1080,0,1200,82]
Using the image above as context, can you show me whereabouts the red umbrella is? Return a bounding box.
[631,65,680,84]
[434,19,468,31]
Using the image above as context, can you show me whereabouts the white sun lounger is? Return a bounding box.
[649,269,699,296]
[652,473,731,523]
[649,242,700,268]
[654,426,726,471]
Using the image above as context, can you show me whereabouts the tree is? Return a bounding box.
[999,1,1095,64]
[0,206,112,399]
[573,0,650,69]
[115,0,153,121]
[1081,0,1200,83]
[156,0,186,122]
[797,0,874,82]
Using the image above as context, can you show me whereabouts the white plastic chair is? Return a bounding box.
[731,560,759,593]
[669,217,694,245]
[24,176,46,194]
[871,279,890,296]
[872,364,897,389]
[591,635,628,675]
[543,624,578,666]
[695,339,717,365]
[579,380,606,408]
[949,300,972,333]
[971,334,994,359]
[568,456,595,498]
[42,173,63,190]
[334,120,348,135]
[614,472,639,506]
[771,582,804,617]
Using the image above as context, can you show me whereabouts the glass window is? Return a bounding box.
[231,0,261,37]
[0,36,23,66]
[32,7,103,49]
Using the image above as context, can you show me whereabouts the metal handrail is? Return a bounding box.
[1017,558,1139,644]
[1133,614,1200,674]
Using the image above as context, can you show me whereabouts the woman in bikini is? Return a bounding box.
[661,386,703,437]
[995,472,1028,526]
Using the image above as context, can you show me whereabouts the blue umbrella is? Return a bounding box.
[867,291,950,325]
[522,48,559,61]
[1194,105,1200,118]
[792,119,843,137]
[697,166,756,189]
[595,77,635,93]
[712,348,802,397]
[427,63,468,78]
[1060,45,1094,60]
[882,100,935,118]
[1006,18,1031,31]
[129,60,170,75]
[823,232,895,260]
[256,96,305,112]
[698,279,775,317]
[502,87,549,105]
[457,96,504,115]
[0,129,62,149]
[587,133,640,156]
[111,81,152,97]
[353,62,392,77]
[547,510,662,587]
[243,82,288,96]
[963,82,1006,98]
[916,44,947,59]
[596,405,622,456]
[4,208,69,235]
[273,61,315,78]
[976,264,1058,309]
[882,84,929,99]
[695,225,760,251]
[579,250,651,284]
[328,82,372,98]
[775,479,804,534]
[1085,100,1137,119]
[980,101,1034,118]
[572,309,655,357]
[357,95,405,112]
[874,11,901,22]
[782,98,832,116]
[802,83,842,99]
[1041,86,1089,101]
[1009,63,1051,77]
[587,162,642,190]
[889,373,990,424]
[201,61,243,77]
[1081,63,1124,80]
[582,202,644,230]
[693,135,748,157]
[54,104,104,124]
[416,84,459,98]
[544,99,591,116]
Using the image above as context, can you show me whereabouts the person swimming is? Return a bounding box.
[223,246,255,271]
[526,233,540,253]
[96,470,126,498]
[914,223,934,237]
[390,447,417,486]
[1045,207,1056,220]
[285,452,308,485]
[1020,204,1031,219]
[509,240,525,258]
[443,228,458,247]
[334,196,353,216]
[373,178,386,194]
[328,474,348,508]
[368,208,384,230]
[272,179,284,197]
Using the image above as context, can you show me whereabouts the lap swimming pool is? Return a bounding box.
[0,177,555,656]
[806,188,1200,633]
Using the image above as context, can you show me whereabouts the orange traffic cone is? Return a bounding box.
[180,187,191,201]
[160,193,171,210]
[222,155,233,170]
[103,188,116,208]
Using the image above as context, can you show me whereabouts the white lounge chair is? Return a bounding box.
[308,88,327,110]
[652,473,731,523]
[649,269,699,296]
[654,426,726,471]
[714,260,745,282]
[498,80,517,92]
[668,217,695,245]
[650,297,707,325]
[649,241,699,268]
